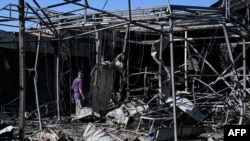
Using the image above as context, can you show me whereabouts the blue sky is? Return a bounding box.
[0,0,218,31]
[1,0,219,9]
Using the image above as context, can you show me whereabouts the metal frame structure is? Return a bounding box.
[0,0,250,140]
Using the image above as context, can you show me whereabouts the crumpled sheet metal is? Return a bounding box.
[106,100,148,124]
[72,107,100,121]
[0,125,14,135]
[82,122,115,141]
[166,96,205,121]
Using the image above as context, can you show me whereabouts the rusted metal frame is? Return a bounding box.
[25,2,58,37]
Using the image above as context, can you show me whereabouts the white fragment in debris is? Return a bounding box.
[106,101,148,124]
[106,106,129,124]
[0,125,14,135]
[83,122,115,141]
[124,101,148,115]
[166,95,205,121]
[72,107,100,120]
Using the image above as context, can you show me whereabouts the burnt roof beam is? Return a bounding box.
[25,2,58,37]
[69,1,167,36]
[33,0,59,37]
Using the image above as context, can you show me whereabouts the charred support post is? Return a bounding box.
[91,26,102,112]
[144,67,147,96]
[94,26,102,85]
[184,31,188,91]
[55,37,61,120]
[33,32,43,130]
[18,0,26,140]
[120,24,130,97]
[158,25,163,103]
[169,17,177,141]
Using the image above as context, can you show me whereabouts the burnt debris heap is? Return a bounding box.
[0,0,250,140]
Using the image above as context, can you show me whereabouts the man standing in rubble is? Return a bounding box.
[71,70,85,116]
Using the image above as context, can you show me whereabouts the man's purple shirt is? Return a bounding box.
[71,77,83,99]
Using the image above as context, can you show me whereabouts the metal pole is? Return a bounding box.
[18,0,26,140]
[128,0,132,22]
[84,0,87,21]
[169,17,178,141]
[33,32,42,130]
[120,24,129,97]
[184,31,188,91]
[159,25,163,103]
[242,36,246,122]
[56,37,61,120]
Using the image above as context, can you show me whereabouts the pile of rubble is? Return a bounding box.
[0,96,232,141]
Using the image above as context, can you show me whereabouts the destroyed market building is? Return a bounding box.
[0,0,250,140]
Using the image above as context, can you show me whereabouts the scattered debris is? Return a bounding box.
[71,107,100,121]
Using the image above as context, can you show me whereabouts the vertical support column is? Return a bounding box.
[158,25,163,103]
[92,27,102,112]
[169,17,177,141]
[184,31,188,91]
[84,0,87,22]
[244,0,249,121]
[34,32,42,130]
[94,26,102,86]
[18,0,26,140]
[242,37,246,121]
[247,0,250,26]
[120,24,130,97]
[144,67,147,96]
[225,0,231,19]
[56,37,61,120]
